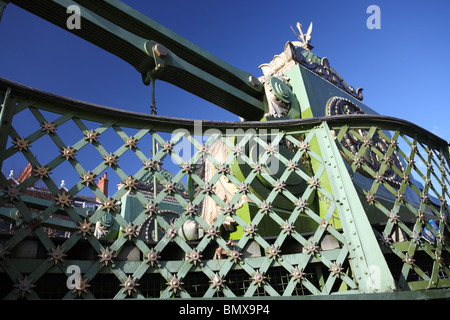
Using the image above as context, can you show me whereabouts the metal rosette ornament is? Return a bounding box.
[326,96,405,188]
[263,76,292,118]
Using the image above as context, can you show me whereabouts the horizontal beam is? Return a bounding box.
[8,0,265,118]
[73,0,263,98]
[0,77,448,152]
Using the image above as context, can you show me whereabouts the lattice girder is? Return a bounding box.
[2,83,450,299]
[331,120,450,292]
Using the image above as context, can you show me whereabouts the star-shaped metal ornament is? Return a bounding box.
[60,146,77,160]
[12,137,31,152]
[222,204,236,216]
[162,141,174,153]
[210,272,226,291]
[228,249,243,263]
[281,220,295,235]
[365,192,376,205]
[396,192,406,203]
[123,176,137,190]
[84,129,99,143]
[404,253,415,268]
[202,182,214,195]
[72,277,91,297]
[375,173,384,183]
[122,222,138,240]
[206,226,219,240]
[259,201,272,214]
[238,182,250,195]
[103,153,119,166]
[329,262,344,277]
[379,232,392,246]
[120,275,140,296]
[232,145,243,155]
[217,163,230,174]
[180,162,193,174]
[144,158,161,171]
[305,241,320,255]
[389,211,400,224]
[266,144,276,155]
[308,177,319,189]
[13,275,36,298]
[198,144,208,154]
[47,245,67,266]
[274,179,286,192]
[144,200,159,216]
[251,270,266,287]
[3,185,21,202]
[41,120,58,134]
[290,266,305,282]
[244,224,258,237]
[33,165,51,179]
[266,245,281,260]
[296,198,307,212]
[166,275,184,294]
[353,155,364,168]
[54,191,72,208]
[186,249,202,265]
[435,252,445,265]
[76,219,93,238]
[439,232,447,245]
[417,211,426,224]
[183,202,197,217]
[299,140,310,151]
[164,181,177,194]
[98,247,115,266]
[125,136,138,149]
[144,248,161,267]
[403,175,411,184]
[412,232,422,245]
[252,163,263,174]
[81,171,96,186]
[287,159,298,171]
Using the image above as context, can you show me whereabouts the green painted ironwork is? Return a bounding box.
[0,0,449,301]
[7,0,265,120]
[0,79,449,299]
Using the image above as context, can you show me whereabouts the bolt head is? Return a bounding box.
[249,75,261,87]
[153,44,168,57]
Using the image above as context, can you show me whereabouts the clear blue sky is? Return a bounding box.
[1,0,450,190]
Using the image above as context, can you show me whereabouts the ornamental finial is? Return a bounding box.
[291,21,314,51]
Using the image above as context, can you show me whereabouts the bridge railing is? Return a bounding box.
[329,115,450,291]
[0,78,449,299]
